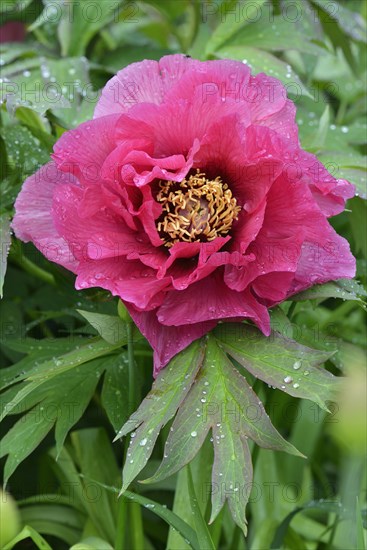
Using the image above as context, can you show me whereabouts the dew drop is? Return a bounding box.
[293,361,301,370]
[139,438,147,447]
[191,431,197,437]
[284,376,293,384]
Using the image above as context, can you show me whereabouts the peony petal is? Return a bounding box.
[256,98,298,141]
[76,257,169,310]
[251,271,295,304]
[309,178,355,217]
[287,229,356,296]
[12,162,78,272]
[162,57,251,106]
[94,54,203,118]
[52,115,120,185]
[157,273,270,336]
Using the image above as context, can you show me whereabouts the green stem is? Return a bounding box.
[127,321,137,412]
[130,501,145,550]
[10,251,56,286]
[115,320,144,549]
[115,496,128,550]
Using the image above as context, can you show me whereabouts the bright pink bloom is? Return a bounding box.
[13,55,355,374]
[0,22,26,43]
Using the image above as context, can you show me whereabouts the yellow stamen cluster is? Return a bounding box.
[156,171,241,248]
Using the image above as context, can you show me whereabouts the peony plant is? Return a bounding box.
[13,55,355,376]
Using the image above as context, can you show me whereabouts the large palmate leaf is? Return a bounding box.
[117,327,337,532]
[291,278,367,305]
[115,339,205,493]
[0,335,130,482]
[215,324,339,411]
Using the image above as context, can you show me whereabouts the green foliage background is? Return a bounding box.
[0,1,366,549]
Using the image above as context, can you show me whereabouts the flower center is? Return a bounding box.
[156,170,241,248]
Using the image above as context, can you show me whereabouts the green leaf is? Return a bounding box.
[1,125,50,177]
[71,429,119,545]
[0,356,108,481]
[224,15,325,55]
[186,465,216,550]
[58,0,124,56]
[0,334,128,480]
[215,324,338,411]
[0,66,70,115]
[100,354,130,431]
[70,538,114,550]
[20,504,83,546]
[0,0,32,14]
[1,337,121,394]
[0,406,55,484]
[144,336,301,534]
[312,105,330,148]
[312,0,367,43]
[205,0,267,54]
[0,214,11,298]
[79,478,200,550]
[77,310,129,345]
[291,278,367,304]
[167,441,213,550]
[2,525,52,550]
[355,497,366,550]
[116,339,205,492]
[270,499,350,549]
[350,199,367,256]
[215,46,311,97]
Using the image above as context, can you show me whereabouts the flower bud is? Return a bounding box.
[0,490,21,547]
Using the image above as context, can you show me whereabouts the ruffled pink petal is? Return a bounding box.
[94,54,203,118]
[293,150,355,216]
[52,184,119,260]
[12,162,78,272]
[224,172,323,292]
[229,200,267,254]
[256,99,298,142]
[121,149,196,187]
[76,258,169,310]
[287,228,356,296]
[252,271,295,304]
[126,305,217,376]
[225,234,302,292]
[162,58,251,106]
[248,74,286,118]
[309,179,355,217]
[52,115,120,185]
[157,273,270,336]
[115,87,250,158]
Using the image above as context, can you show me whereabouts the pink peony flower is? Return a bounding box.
[13,55,356,374]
